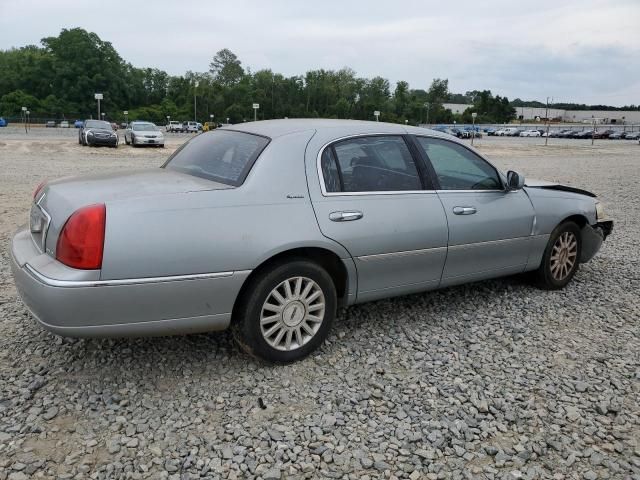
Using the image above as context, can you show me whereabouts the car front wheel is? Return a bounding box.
[535,221,582,290]
[233,260,337,363]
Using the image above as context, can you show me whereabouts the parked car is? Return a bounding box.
[11,120,613,363]
[485,128,498,136]
[519,129,541,137]
[558,130,578,138]
[46,121,55,128]
[572,130,594,139]
[197,122,203,131]
[120,122,128,129]
[111,123,119,131]
[78,119,118,148]
[166,121,183,133]
[59,120,70,128]
[624,131,640,140]
[74,120,83,128]
[184,121,199,133]
[498,127,520,136]
[0,117,7,127]
[124,121,164,147]
[593,129,615,139]
[608,131,624,140]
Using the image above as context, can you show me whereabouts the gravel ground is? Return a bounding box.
[0,127,638,480]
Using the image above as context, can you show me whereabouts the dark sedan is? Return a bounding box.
[78,120,118,148]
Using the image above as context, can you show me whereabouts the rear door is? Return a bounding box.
[307,134,449,302]
[412,136,535,286]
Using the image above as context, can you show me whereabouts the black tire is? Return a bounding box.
[131,135,137,147]
[535,221,582,290]
[232,260,337,363]
[78,135,82,145]
[124,135,130,145]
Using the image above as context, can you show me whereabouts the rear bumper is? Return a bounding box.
[10,226,249,338]
[580,220,613,263]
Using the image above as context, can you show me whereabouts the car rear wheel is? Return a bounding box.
[535,221,581,290]
[124,135,130,145]
[233,260,337,363]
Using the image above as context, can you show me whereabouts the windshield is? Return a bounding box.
[163,130,270,186]
[133,123,157,131]
[85,120,112,130]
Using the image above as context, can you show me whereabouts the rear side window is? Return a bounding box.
[321,136,422,193]
[163,130,269,186]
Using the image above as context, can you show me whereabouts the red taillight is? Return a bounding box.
[33,180,47,199]
[56,204,106,270]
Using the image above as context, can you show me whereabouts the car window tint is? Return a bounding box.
[330,136,421,192]
[320,148,341,193]
[415,137,502,190]
[163,130,269,186]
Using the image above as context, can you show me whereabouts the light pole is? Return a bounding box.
[253,103,259,122]
[424,102,430,125]
[101,112,106,122]
[374,110,380,122]
[21,106,27,134]
[124,110,129,125]
[94,93,103,119]
[544,97,552,146]
[471,112,477,145]
[226,117,230,124]
[194,81,199,122]
[210,113,214,127]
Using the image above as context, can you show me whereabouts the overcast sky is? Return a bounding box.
[1,0,638,106]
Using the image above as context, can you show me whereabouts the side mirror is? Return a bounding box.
[506,170,525,191]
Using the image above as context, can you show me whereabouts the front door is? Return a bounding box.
[308,134,449,302]
[413,136,535,286]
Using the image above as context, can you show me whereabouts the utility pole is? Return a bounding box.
[545,97,551,145]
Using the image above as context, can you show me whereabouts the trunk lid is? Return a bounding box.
[35,168,230,255]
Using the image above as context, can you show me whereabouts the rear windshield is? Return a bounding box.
[163,130,269,186]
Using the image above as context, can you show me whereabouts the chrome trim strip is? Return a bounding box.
[435,189,505,194]
[315,133,438,197]
[24,264,236,288]
[357,246,446,262]
[448,236,531,251]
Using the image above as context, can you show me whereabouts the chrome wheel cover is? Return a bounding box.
[260,276,325,351]
[550,231,578,281]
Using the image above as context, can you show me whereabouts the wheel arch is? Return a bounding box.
[231,246,354,325]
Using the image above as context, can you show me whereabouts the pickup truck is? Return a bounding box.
[166,121,184,133]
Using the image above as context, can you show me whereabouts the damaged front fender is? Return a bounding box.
[580,221,613,263]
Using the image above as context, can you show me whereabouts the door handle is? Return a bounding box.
[329,210,363,222]
[453,206,477,215]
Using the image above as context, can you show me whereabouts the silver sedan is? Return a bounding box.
[11,120,613,362]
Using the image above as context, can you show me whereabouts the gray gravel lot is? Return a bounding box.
[0,127,638,479]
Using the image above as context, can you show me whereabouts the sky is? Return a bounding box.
[1,0,639,106]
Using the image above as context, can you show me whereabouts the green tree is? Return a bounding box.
[209,49,244,87]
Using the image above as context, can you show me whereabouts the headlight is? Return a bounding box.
[595,202,605,221]
[87,131,94,136]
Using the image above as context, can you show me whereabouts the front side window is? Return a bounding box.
[163,130,269,186]
[321,136,422,193]
[415,137,502,190]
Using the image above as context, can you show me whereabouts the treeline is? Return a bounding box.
[0,28,522,124]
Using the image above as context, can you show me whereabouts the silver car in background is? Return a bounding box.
[11,119,613,363]
[124,121,165,147]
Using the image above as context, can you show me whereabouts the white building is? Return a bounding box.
[443,103,640,124]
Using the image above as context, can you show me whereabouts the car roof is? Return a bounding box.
[222,118,453,140]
